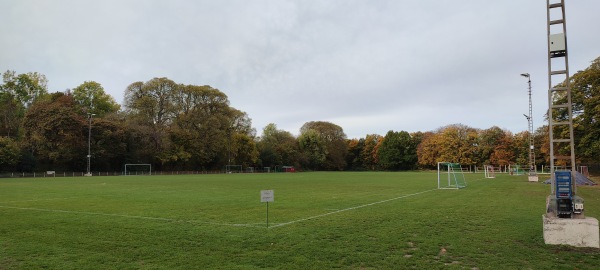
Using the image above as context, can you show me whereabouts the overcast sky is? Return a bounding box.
[1,0,599,139]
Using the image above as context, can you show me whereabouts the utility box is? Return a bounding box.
[555,171,572,199]
[555,171,573,218]
[549,33,566,57]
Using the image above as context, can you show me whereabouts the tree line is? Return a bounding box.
[1,56,599,173]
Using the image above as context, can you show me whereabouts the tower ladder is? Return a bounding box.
[546,0,576,195]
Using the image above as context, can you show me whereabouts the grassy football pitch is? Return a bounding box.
[1,172,599,269]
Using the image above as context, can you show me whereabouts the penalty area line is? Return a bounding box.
[269,188,437,229]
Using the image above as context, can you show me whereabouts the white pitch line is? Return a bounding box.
[0,188,440,229]
[0,205,263,228]
[0,197,81,204]
[0,205,178,221]
[269,188,437,229]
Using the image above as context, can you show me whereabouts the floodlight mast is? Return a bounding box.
[86,113,95,176]
[545,0,580,219]
[521,73,535,175]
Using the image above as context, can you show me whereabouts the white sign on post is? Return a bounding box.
[261,190,274,202]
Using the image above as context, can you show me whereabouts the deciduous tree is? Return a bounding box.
[298,129,327,170]
[1,70,49,107]
[346,138,365,170]
[21,93,86,171]
[477,126,507,165]
[361,134,383,170]
[417,131,438,168]
[257,123,299,168]
[300,121,347,170]
[72,81,120,116]
[124,78,178,167]
[0,92,24,137]
[0,136,20,171]
[377,130,417,170]
[570,57,600,163]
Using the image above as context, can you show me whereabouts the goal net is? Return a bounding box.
[124,164,152,176]
[579,166,590,177]
[437,162,467,189]
[509,164,525,176]
[224,165,243,173]
[484,165,496,179]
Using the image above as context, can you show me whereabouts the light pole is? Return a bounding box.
[521,73,536,177]
[86,113,96,176]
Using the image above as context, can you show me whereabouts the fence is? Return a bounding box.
[0,169,280,179]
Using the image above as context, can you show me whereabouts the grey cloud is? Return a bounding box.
[1,0,598,139]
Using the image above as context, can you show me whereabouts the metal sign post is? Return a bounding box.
[260,190,274,228]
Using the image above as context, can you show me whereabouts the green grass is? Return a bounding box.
[1,172,599,269]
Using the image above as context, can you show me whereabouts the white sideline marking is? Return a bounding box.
[0,205,264,228]
[269,188,437,228]
[0,197,81,204]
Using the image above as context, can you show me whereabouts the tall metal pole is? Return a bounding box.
[86,113,95,176]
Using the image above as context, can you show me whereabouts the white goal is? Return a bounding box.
[484,165,496,179]
[224,165,243,173]
[509,164,525,176]
[124,164,152,176]
[437,162,467,189]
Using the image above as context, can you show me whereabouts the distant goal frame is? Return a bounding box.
[124,164,152,176]
[484,165,496,179]
[224,164,243,173]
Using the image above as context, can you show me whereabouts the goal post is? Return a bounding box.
[224,164,243,173]
[509,164,525,176]
[124,164,152,176]
[484,165,496,179]
[437,162,467,189]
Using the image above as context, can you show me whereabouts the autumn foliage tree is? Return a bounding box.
[124,78,256,170]
[346,138,365,170]
[570,57,600,164]
[361,134,383,170]
[21,93,86,171]
[4,55,600,173]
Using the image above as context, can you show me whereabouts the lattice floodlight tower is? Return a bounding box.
[544,0,581,219]
[437,162,467,189]
[542,0,599,248]
[520,73,539,182]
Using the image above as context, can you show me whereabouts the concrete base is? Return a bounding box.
[543,214,599,248]
[528,175,539,182]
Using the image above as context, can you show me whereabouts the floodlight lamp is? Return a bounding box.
[521,73,530,78]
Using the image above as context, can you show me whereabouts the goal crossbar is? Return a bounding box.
[124,164,152,176]
[224,165,243,173]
